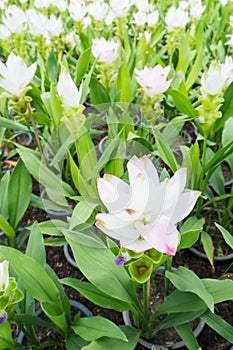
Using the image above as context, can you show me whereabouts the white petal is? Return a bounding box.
[170,190,201,224]
[163,168,187,212]
[96,174,130,213]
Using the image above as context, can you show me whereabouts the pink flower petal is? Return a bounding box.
[143,215,180,256]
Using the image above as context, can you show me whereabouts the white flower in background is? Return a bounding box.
[57,66,82,109]
[230,15,233,27]
[65,30,79,47]
[135,65,172,98]
[133,12,147,27]
[138,31,151,43]
[220,0,228,5]
[2,5,27,34]
[92,38,119,65]
[96,155,200,255]
[165,5,189,32]
[88,1,108,22]
[132,0,149,12]
[222,56,233,84]
[109,0,131,18]
[27,10,49,37]
[200,61,231,96]
[147,11,159,28]
[68,1,87,22]
[34,0,51,9]
[82,16,92,29]
[0,53,37,99]
[0,0,7,10]
[226,34,233,47]
[54,0,68,12]
[0,24,10,40]
[47,15,63,38]
[18,0,28,3]
[0,260,9,292]
[105,10,115,26]
[179,0,190,10]
[190,1,205,20]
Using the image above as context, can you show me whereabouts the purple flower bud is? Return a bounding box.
[196,116,205,123]
[115,255,127,266]
[0,310,7,324]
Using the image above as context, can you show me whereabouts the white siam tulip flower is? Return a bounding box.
[225,34,233,47]
[147,11,159,28]
[82,16,92,29]
[0,24,10,40]
[34,0,51,9]
[96,155,200,255]
[200,61,231,96]
[47,15,63,38]
[190,1,205,20]
[92,38,119,65]
[55,0,68,12]
[2,5,27,34]
[88,1,108,22]
[109,0,131,18]
[105,10,115,26]
[27,11,49,37]
[0,260,9,292]
[57,67,82,109]
[138,31,151,43]
[132,0,149,12]
[68,1,87,22]
[0,53,37,99]
[135,65,172,98]
[133,12,148,27]
[165,5,189,32]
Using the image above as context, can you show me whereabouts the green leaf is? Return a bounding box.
[179,216,205,249]
[75,48,91,86]
[0,172,10,219]
[156,290,206,315]
[26,222,46,267]
[61,278,130,312]
[69,201,94,230]
[157,310,205,331]
[0,322,14,350]
[0,116,29,131]
[90,78,111,108]
[66,333,88,350]
[166,266,214,312]
[203,278,233,303]
[0,246,60,303]
[116,64,131,104]
[46,51,58,84]
[215,223,233,250]
[153,129,178,173]
[8,159,32,229]
[201,310,233,343]
[17,146,75,204]
[0,214,15,245]
[186,50,203,91]
[175,323,200,350]
[82,326,139,350]
[222,117,233,174]
[64,234,138,306]
[201,231,214,266]
[167,89,198,118]
[73,316,127,342]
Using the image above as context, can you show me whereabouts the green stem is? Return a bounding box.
[27,102,47,166]
[196,132,208,216]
